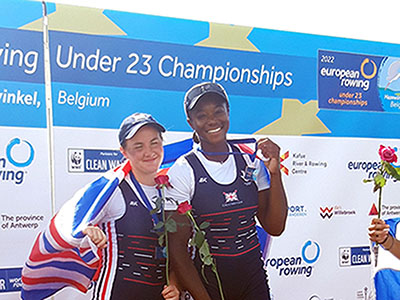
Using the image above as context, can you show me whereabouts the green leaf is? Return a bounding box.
[154,221,164,230]
[374,174,386,188]
[165,218,177,233]
[363,179,373,183]
[202,254,213,266]
[199,221,210,229]
[158,233,165,247]
[194,231,205,248]
[150,197,163,214]
[189,238,196,247]
[199,242,212,265]
[384,162,400,181]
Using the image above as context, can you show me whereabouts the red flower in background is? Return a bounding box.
[364,145,400,219]
[365,146,400,268]
[379,145,397,163]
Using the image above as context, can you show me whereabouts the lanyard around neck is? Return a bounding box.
[129,172,160,225]
[198,138,258,163]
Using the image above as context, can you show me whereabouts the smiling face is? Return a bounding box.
[120,125,163,185]
[187,93,230,150]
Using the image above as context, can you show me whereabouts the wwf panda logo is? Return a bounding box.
[341,250,350,261]
[71,151,82,167]
[339,247,351,266]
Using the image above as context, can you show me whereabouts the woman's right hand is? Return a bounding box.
[368,218,390,244]
[82,225,107,249]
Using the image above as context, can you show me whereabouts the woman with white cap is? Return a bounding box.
[166,82,288,300]
[21,113,179,300]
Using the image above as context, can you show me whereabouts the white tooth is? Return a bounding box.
[208,127,221,133]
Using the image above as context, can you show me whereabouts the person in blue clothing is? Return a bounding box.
[166,82,288,300]
[369,218,400,258]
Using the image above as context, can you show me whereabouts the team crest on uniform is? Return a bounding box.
[222,190,242,207]
[223,190,239,203]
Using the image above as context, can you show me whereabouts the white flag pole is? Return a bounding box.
[42,1,56,216]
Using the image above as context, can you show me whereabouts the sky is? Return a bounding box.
[32,0,400,45]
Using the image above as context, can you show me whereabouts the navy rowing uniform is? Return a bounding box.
[109,178,165,300]
[185,145,271,300]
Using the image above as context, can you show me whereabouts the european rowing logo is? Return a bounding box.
[0,137,35,185]
[265,240,321,278]
[348,146,400,181]
[6,138,34,168]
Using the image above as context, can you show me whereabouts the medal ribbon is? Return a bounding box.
[198,138,258,163]
[129,171,160,225]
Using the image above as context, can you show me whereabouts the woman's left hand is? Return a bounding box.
[161,284,180,300]
[258,138,281,175]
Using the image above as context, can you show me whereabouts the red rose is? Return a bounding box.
[154,174,172,189]
[379,145,398,163]
[177,201,192,215]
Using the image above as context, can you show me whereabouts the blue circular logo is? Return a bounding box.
[390,147,400,168]
[302,240,320,264]
[6,138,35,167]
